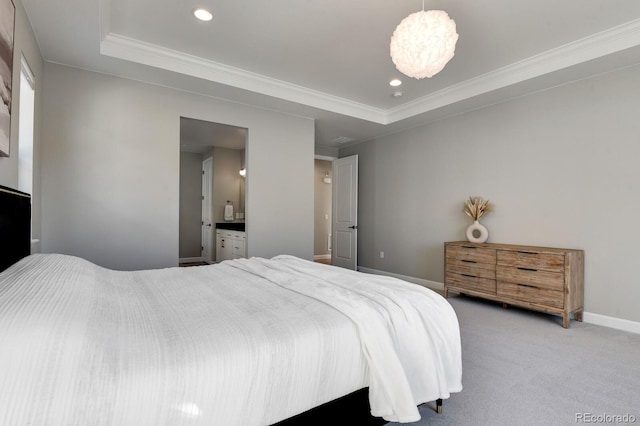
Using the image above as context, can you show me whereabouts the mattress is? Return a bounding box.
[0,254,462,425]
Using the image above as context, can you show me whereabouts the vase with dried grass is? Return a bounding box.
[463,197,491,243]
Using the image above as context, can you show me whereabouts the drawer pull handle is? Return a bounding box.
[461,246,477,249]
[461,259,477,263]
[517,283,537,289]
[518,251,536,254]
[461,273,477,278]
[517,267,538,272]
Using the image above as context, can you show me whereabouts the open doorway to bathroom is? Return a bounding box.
[179,117,247,266]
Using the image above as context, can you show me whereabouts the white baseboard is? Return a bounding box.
[314,254,331,261]
[357,266,640,335]
[179,257,203,264]
[582,312,640,334]
[356,266,444,292]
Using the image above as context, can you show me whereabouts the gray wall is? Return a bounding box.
[315,144,338,159]
[41,63,314,270]
[314,159,332,257]
[341,63,640,324]
[179,152,203,259]
[0,0,43,243]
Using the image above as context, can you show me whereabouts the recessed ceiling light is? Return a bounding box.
[389,79,402,87]
[193,8,213,21]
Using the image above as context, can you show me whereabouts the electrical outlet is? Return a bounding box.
[380,251,384,259]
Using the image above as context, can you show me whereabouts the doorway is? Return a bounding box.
[179,117,247,265]
[314,155,359,269]
[314,158,334,264]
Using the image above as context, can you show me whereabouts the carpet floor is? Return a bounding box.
[386,295,640,426]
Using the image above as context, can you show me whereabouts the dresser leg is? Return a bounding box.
[562,314,570,328]
[575,311,584,322]
[502,303,509,309]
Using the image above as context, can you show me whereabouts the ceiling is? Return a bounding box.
[21,0,640,150]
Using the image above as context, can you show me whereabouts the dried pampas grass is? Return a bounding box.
[464,197,491,221]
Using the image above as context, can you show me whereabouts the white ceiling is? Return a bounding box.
[21,0,640,149]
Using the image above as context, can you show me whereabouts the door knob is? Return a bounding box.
[348,225,358,230]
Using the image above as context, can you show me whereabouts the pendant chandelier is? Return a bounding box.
[390,3,459,79]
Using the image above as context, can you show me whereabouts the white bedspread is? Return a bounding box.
[0,254,461,425]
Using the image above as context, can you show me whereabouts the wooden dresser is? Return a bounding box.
[444,241,584,328]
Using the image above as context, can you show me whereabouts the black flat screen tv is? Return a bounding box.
[0,185,31,272]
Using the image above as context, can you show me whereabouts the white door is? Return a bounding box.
[332,155,358,270]
[201,157,214,263]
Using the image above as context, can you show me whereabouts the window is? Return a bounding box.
[18,56,35,236]
[18,57,35,194]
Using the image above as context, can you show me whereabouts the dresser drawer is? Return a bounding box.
[497,250,564,272]
[496,265,564,291]
[446,257,495,272]
[498,282,564,309]
[446,272,496,294]
[446,244,496,264]
[447,263,495,280]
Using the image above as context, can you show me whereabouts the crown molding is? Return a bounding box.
[100,33,388,124]
[387,18,640,123]
[98,0,640,126]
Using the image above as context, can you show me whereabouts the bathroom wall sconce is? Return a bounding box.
[239,168,246,177]
[323,171,331,184]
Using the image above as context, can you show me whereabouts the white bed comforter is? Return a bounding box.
[0,254,461,425]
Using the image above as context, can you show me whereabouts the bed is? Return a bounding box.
[0,190,462,426]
